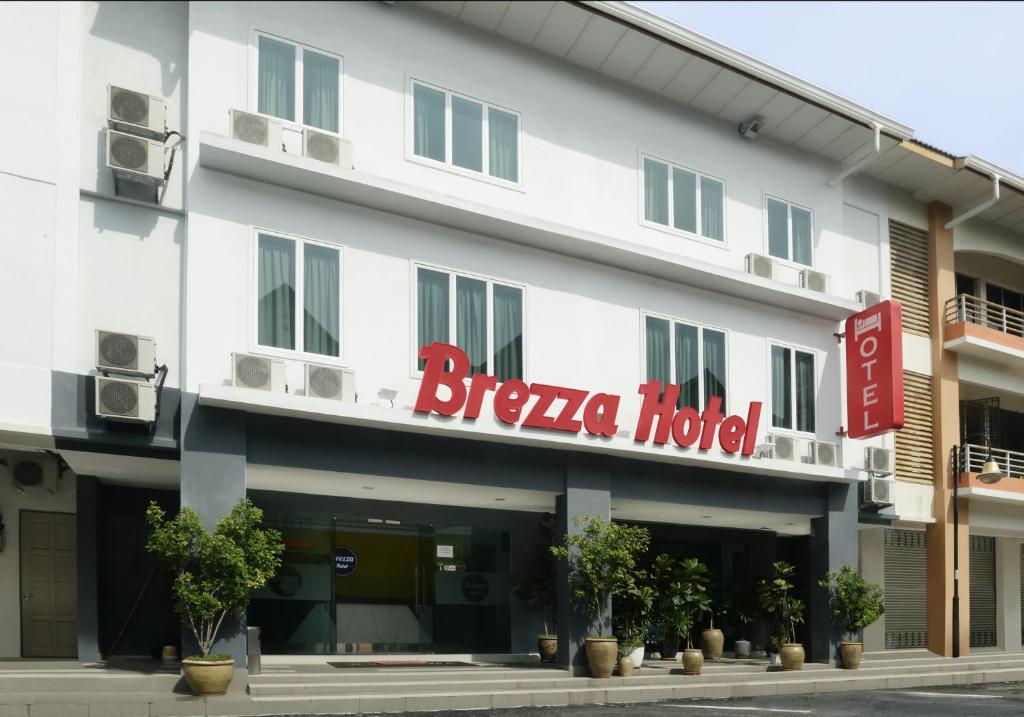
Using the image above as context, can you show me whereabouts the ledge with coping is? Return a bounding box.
[198,382,858,485]
[959,472,1024,505]
[944,322,1024,367]
[199,132,862,322]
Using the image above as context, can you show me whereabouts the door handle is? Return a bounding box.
[23,593,30,601]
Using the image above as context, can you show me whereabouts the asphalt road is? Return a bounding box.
[397,680,1024,717]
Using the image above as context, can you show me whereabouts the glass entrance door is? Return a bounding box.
[333,520,436,653]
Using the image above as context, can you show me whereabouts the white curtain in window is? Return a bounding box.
[414,85,445,162]
[674,323,699,410]
[645,317,671,390]
[453,97,483,172]
[258,234,296,350]
[258,36,295,122]
[771,345,791,428]
[644,159,669,225]
[702,328,726,411]
[303,50,339,133]
[456,276,487,375]
[791,206,813,266]
[303,244,340,357]
[673,168,697,233]
[700,177,724,241]
[767,198,789,260]
[488,107,518,182]
[493,285,523,382]
[795,351,815,432]
[417,269,449,370]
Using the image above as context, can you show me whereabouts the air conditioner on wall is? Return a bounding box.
[856,289,881,308]
[302,128,353,167]
[768,434,796,461]
[808,440,838,467]
[304,363,355,401]
[232,353,286,393]
[865,446,895,476]
[95,376,157,423]
[5,451,59,494]
[864,477,894,507]
[96,330,156,378]
[106,129,165,185]
[745,253,776,280]
[799,268,828,294]
[229,109,283,150]
[107,85,167,140]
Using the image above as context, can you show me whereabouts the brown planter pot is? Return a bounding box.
[585,638,618,679]
[181,658,234,696]
[840,641,862,670]
[780,643,805,671]
[618,655,634,677]
[660,637,679,661]
[701,628,724,660]
[537,636,558,663]
[681,648,704,675]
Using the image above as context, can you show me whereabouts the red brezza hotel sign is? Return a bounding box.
[415,342,762,457]
[845,300,905,439]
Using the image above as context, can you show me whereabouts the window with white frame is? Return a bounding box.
[257,33,342,133]
[766,196,813,266]
[644,315,727,411]
[256,232,341,358]
[770,344,815,433]
[411,81,520,184]
[642,156,725,242]
[416,266,524,381]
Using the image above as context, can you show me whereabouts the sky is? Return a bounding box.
[633,1,1024,175]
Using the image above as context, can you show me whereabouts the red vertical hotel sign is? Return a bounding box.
[845,300,904,439]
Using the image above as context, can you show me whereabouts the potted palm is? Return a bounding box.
[758,561,805,671]
[675,558,712,675]
[613,575,654,675]
[145,500,283,695]
[550,515,650,678]
[513,513,558,662]
[818,565,885,669]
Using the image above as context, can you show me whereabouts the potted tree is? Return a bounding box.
[701,581,724,661]
[613,574,654,675]
[818,565,885,669]
[513,513,558,663]
[550,515,650,678]
[726,587,756,659]
[145,500,283,695]
[675,558,712,675]
[758,561,805,671]
[649,554,682,661]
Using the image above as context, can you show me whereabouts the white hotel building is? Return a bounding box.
[1,1,1022,671]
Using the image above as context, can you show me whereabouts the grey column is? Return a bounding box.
[555,455,611,675]
[810,482,858,664]
[179,393,247,662]
[76,475,100,662]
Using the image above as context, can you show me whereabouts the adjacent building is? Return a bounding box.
[0,0,1020,672]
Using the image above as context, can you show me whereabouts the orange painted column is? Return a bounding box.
[924,201,970,656]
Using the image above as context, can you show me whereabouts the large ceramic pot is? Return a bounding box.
[681,648,704,675]
[181,658,234,696]
[660,637,679,661]
[840,641,862,670]
[701,629,724,660]
[618,655,634,677]
[629,645,645,668]
[585,637,619,679]
[537,636,558,663]
[733,640,751,659]
[779,643,805,671]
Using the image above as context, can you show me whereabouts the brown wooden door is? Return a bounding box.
[20,511,77,657]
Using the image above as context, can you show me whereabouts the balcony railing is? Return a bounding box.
[945,293,1024,338]
[961,443,1024,479]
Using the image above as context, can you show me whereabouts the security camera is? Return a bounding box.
[738,115,764,140]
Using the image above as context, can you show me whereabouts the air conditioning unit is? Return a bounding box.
[799,268,828,293]
[745,253,776,280]
[107,85,167,140]
[232,353,286,392]
[302,128,353,167]
[5,452,59,494]
[864,477,894,507]
[856,289,881,308]
[95,377,156,423]
[865,446,895,476]
[96,330,156,378]
[106,129,165,185]
[230,109,283,150]
[768,434,796,462]
[808,440,838,467]
[304,363,355,401]
[757,444,775,459]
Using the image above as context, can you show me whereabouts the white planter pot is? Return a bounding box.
[769,652,781,665]
[629,645,645,668]
[734,639,751,659]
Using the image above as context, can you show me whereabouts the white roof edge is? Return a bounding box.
[586,1,915,138]
[962,155,1024,193]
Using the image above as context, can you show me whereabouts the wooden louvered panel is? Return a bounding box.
[896,371,934,482]
[890,220,931,337]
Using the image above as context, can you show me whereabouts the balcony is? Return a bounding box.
[958,443,1024,504]
[944,294,1024,367]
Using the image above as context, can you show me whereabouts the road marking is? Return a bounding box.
[900,691,1002,699]
[669,706,813,714]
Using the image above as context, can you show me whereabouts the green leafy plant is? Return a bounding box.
[724,583,757,641]
[550,515,650,638]
[513,513,558,637]
[145,499,283,658]
[758,561,804,650]
[650,555,711,650]
[613,571,655,653]
[818,565,885,642]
